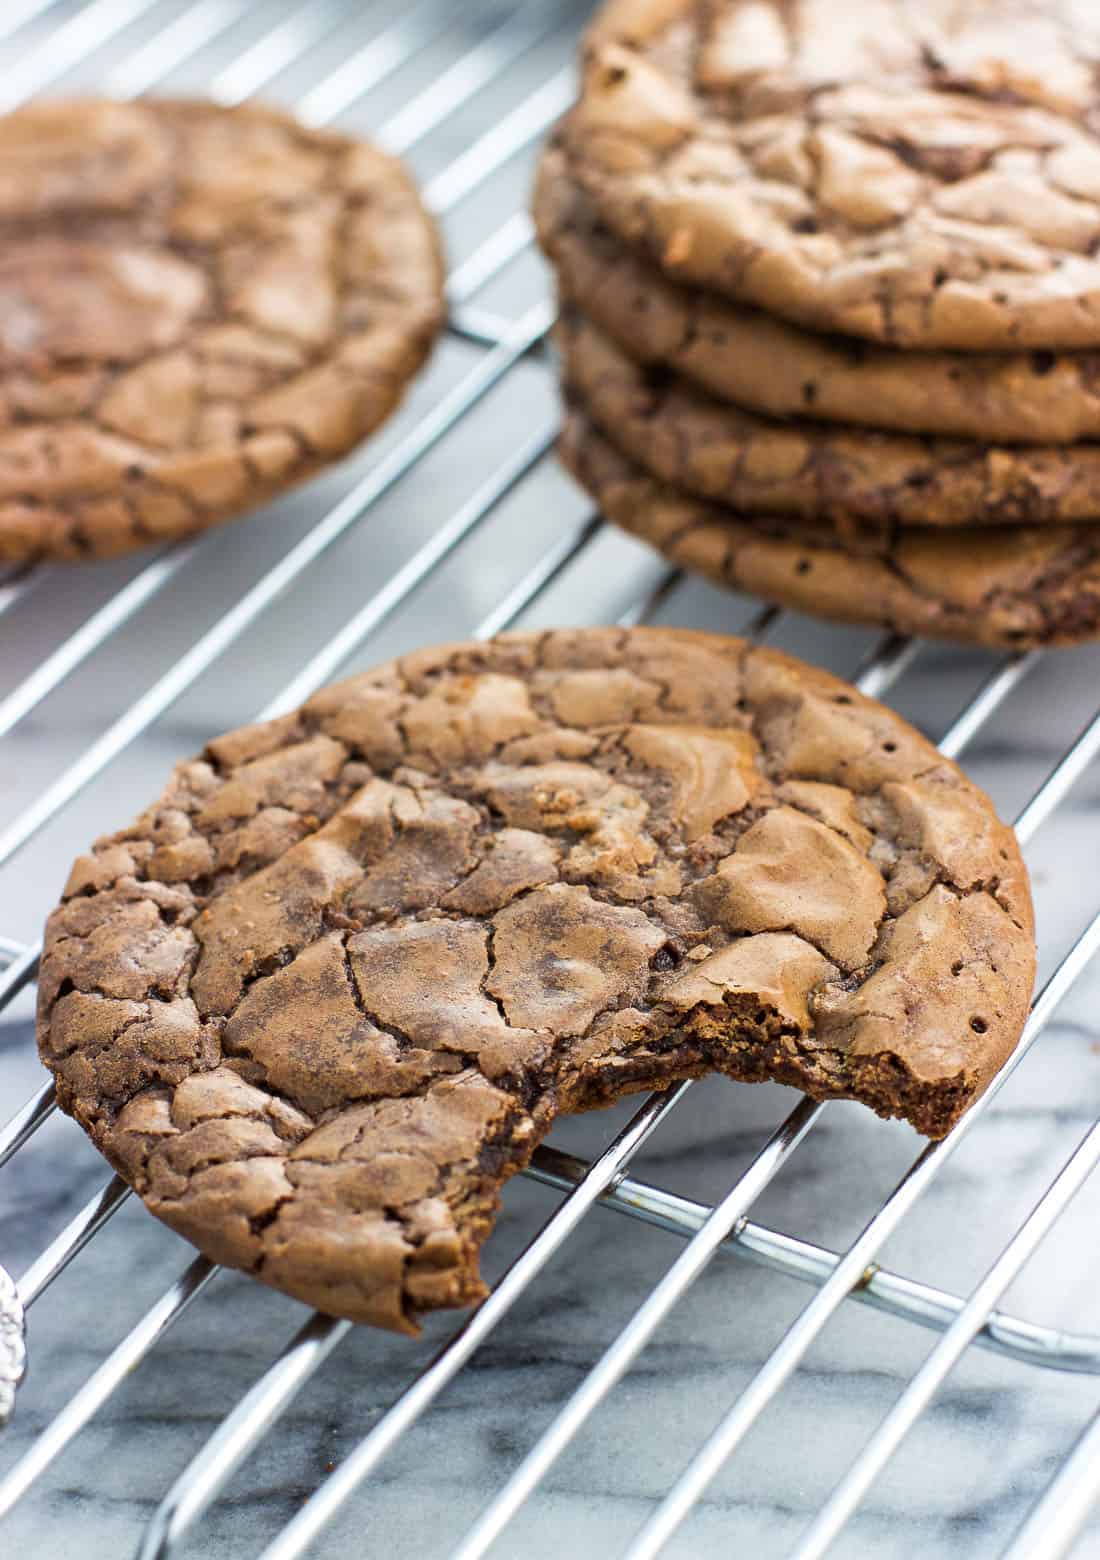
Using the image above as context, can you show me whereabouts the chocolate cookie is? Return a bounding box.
[535,151,1100,445]
[558,311,1100,531]
[0,99,445,564]
[562,412,1100,649]
[38,629,1034,1331]
[560,0,1100,350]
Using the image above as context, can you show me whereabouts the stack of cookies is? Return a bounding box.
[537,0,1100,649]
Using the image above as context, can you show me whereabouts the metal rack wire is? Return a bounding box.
[0,3,1099,1557]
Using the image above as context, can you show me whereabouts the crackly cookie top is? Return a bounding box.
[535,148,1100,445]
[561,0,1100,349]
[38,629,1034,1330]
[557,310,1100,530]
[0,99,444,564]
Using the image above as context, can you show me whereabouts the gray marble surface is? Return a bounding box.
[3,3,1100,1558]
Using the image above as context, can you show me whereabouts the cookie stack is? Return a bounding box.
[537,0,1100,649]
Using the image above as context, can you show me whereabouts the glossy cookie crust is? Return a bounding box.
[38,628,1033,1330]
[0,98,444,563]
[560,0,1100,350]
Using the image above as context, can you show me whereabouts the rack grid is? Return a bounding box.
[1,3,1099,1558]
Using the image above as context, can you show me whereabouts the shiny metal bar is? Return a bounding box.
[377,5,565,156]
[0,941,38,1013]
[0,1081,54,1171]
[793,1118,1100,1560]
[13,1061,1095,1549]
[208,0,355,106]
[1000,1402,1100,1560]
[12,1092,1099,1392]
[447,303,516,348]
[17,1177,132,1309]
[136,1311,352,1560]
[736,603,781,642]
[447,211,536,305]
[850,633,918,700]
[263,422,558,718]
[472,511,604,641]
[293,0,449,126]
[423,67,575,212]
[0,0,68,50]
[257,1087,694,1560]
[0,568,39,624]
[0,549,198,744]
[1015,702,1100,846]
[526,1147,1100,1377]
[124,1124,1100,1553]
[102,0,250,95]
[624,907,1100,1559]
[0,1256,216,1518]
[0,0,165,109]
[450,1100,825,1560]
[937,652,1038,762]
[616,569,682,629]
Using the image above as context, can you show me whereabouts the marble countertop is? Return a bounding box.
[3,3,1100,1558]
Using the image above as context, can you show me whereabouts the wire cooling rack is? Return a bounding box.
[1,2,1100,1557]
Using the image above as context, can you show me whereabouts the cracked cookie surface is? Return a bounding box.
[0,98,444,564]
[557,310,1100,532]
[38,628,1034,1330]
[536,150,1100,445]
[563,411,1100,647]
[560,0,1100,350]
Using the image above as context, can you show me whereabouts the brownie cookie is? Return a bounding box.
[562,411,1100,649]
[558,312,1100,531]
[38,629,1034,1331]
[535,152,1100,446]
[560,0,1100,350]
[0,99,445,564]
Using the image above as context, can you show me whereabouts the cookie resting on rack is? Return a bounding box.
[562,412,1100,648]
[561,0,1100,350]
[556,309,1100,531]
[0,98,444,564]
[534,150,1100,448]
[37,629,1035,1331]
